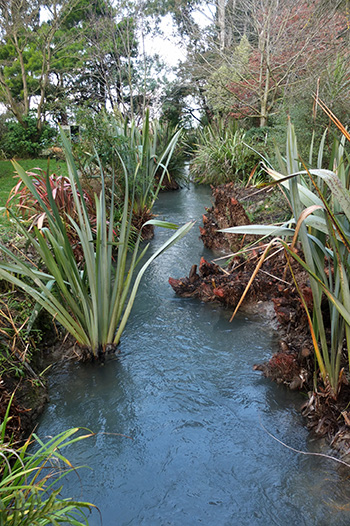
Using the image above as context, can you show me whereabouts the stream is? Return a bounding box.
[37,185,350,525]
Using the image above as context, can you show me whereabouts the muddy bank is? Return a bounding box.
[199,183,252,252]
[0,360,48,443]
[199,182,285,253]
[169,183,350,452]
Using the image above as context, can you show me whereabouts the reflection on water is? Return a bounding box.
[37,185,350,525]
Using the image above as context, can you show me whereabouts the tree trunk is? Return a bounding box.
[259,58,270,127]
[13,35,29,118]
[217,0,226,50]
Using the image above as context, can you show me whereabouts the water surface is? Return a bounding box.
[37,185,350,525]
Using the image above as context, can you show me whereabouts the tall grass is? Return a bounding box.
[0,130,193,358]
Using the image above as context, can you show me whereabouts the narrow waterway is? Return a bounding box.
[37,185,350,525]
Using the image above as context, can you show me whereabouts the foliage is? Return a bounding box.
[0,129,193,358]
[1,115,56,159]
[319,53,350,119]
[225,2,349,126]
[190,118,261,185]
[205,35,251,117]
[222,111,350,396]
[78,108,186,211]
[150,119,188,187]
[7,168,95,241]
[0,159,68,238]
[159,82,194,129]
[116,109,183,214]
[0,290,38,379]
[0,396,94,525]
[64,3,140,118]
[0,0,144,129]
[175,0,350,128]
[0,0,84,129]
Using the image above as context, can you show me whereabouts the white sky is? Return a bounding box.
[143,6,214,68]
[143,15,185,69]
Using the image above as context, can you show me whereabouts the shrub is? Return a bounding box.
[190,118,261,185]
[2,114,56,158]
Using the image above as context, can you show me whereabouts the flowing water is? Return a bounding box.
[37,185,350,525]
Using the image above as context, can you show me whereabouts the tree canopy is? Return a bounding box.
[0,0,349,132]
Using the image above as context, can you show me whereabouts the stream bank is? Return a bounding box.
[35,184,350,526]
[169,182,350,452]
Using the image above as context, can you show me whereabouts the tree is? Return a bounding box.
[60,1,140,117]
[208,0,350,126]
[0,0,86,130]
[0,0,172,128]
[171,0,350,126]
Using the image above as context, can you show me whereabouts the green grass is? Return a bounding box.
[0,158,68,236]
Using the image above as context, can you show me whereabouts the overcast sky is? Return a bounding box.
[143,5,214,68]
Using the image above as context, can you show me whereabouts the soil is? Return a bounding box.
[0,333,87,444]
[0,339,49,444]
[199,182,289,253]
[199,182,253,252]
[0,373,48,443]
[169,182,350,453]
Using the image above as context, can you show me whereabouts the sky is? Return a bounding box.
[143,5,214,68]
[143,15,187,69]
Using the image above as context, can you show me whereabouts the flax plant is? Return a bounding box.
[221,115,350,395]
[0,130,193,358]
[0,396,94,525]
[109,108,182,216]
[190,117,258,185]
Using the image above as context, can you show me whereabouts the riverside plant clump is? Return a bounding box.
[0,395,94,525]
[77,108,185,233]
[0,128,193,359]
[190,117,261,186]
[222,101,350,400]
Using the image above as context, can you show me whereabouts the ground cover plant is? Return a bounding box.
[0,130,193,358]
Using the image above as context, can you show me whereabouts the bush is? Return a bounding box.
[190,118,261,185]
[2,114,56,158]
